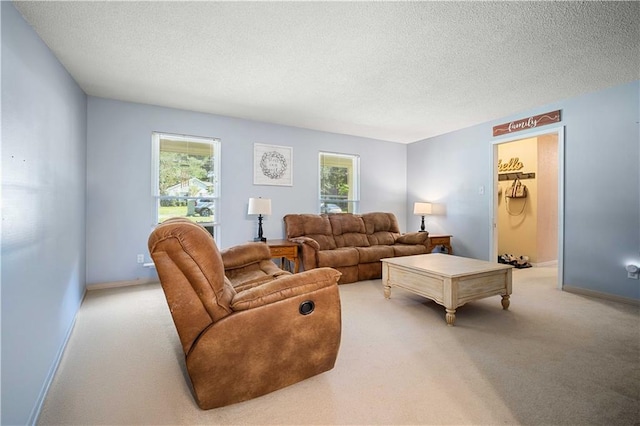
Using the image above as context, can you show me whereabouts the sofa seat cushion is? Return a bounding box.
[393,244,427,257]
[356,246,395,263]
[318,247,359,268]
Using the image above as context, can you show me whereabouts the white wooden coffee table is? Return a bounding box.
[381,254,513,326]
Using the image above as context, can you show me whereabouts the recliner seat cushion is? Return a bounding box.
[231,268,341,311]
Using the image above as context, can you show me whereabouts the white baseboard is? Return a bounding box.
[563,285,640,306]
[29,288,85,425]
[86,277,159,291]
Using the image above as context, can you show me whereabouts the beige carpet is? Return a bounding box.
[38,266,639,425]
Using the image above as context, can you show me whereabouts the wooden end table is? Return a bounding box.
[426,234,453,254]
[267,239,299,273]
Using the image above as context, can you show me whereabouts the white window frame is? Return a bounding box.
[318,151,360,214]
[152,132,221,243]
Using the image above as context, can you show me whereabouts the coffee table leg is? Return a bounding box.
[501,294,510,310]
[383,284,391,299]
[445,308,456,326]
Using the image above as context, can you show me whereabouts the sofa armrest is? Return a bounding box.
[289,236,320,251]
[289,237,320,271]
[396,231,429,245]
[231,267,341,311]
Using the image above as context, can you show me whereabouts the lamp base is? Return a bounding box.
[254,215,267,243]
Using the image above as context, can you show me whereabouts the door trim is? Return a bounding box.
[490,125,565,290]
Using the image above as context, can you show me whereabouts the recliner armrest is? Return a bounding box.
[231,267,341,311]
[221,242,271,269]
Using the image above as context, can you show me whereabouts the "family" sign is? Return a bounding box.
[493,110,561,137]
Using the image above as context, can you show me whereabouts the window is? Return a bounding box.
[152,132,220,237]
[319,152,360,214]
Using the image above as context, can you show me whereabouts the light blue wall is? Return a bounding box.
[408,80,640,301]
[86,97,407,284]
[1,2,87,425]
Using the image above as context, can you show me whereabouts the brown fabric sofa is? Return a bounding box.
[148,218,342,409]
[284,212,429,284]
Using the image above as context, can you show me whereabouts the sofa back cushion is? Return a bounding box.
[284,214,337,250]
[329,213,370,248]
[362,212,401,245]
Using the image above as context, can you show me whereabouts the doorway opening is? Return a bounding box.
[490,126,565,290]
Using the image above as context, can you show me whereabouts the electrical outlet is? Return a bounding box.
[137,254,144,264]
[628,270,639,280]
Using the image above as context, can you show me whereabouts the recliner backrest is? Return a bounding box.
[149,219,236,353]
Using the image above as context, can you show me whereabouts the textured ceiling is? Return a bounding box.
[13,1,640,143]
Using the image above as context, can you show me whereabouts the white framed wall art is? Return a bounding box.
[253,143,293,186]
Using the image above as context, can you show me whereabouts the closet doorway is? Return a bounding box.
[490,126,565,290]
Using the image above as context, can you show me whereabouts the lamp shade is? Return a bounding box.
[248,198,272,215]
[413,202,432,215]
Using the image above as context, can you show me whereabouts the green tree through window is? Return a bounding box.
[159,151,211,200]
[319,152,360,214]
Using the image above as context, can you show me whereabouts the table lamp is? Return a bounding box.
[413,202,432,232]
[248,197,271,242]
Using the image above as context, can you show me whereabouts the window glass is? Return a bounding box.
[152,133,220,237]
[319,152,360,214]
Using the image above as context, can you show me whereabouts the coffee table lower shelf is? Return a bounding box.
[381,254,513,326]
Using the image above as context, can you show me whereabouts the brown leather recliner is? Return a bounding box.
[148,218,342,409]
